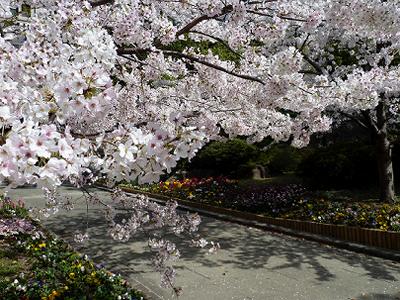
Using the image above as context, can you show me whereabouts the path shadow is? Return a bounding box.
[41,205,400,284]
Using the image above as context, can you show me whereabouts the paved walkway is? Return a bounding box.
[4,186,400,300]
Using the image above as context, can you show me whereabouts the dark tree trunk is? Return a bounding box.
[376,134,395,203]
[375,102,395,203]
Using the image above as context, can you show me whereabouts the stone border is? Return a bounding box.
[96,185,400,262]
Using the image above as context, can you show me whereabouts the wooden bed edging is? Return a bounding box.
[114,186,400,252]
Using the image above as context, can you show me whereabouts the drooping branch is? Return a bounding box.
[116,47,147,56]
[117,47,266,85]
[164,50,265,84]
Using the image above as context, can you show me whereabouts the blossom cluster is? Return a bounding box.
[4,0,396,189]
[101,189,219,288]
[0,217,34,236]
[1,0,400,291]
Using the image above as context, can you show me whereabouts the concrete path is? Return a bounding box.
[4,186,400,300]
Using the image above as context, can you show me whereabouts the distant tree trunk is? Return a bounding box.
[375,101,395,203]
[376,133,395,203]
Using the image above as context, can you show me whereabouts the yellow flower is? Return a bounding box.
[38,242,46,248]
[48,290,59,300]
[69,272,75,278]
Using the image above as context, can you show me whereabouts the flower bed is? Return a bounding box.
[282,198,400,231]
[0,197,145,300]
[127,177,306,214]
[123,177,400,232]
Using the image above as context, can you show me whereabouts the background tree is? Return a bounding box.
[294,0,400,202]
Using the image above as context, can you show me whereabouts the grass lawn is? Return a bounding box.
[0,241,30,278]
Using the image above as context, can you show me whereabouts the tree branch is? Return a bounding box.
[301,52,324,75]
[361,110,379,134]
[117,47,265,85]
[162,50,265,84]
[89,0,114,8]
[176,5,233,37]
[246,10,307,22]
[189,30,242,58]
[340,112,369,130]
[176,15,211,37]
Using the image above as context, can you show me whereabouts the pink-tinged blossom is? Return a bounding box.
[0,0,399,292]
[0,218,34,237]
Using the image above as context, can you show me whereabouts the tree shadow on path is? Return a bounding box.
[42,207,400,285]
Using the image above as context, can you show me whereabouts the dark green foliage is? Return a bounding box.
[331,48,358,67]
[257,144,309,176]
[297,142,378,189]
[188,139,258,178]
[187,140,307,178]
[163,38,241,63]
[235,162,256,179]
[390,53,400,67]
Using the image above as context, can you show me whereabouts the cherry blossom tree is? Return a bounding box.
[293,0,400,203]
[0,0,399,291]
[0,0,337,191]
